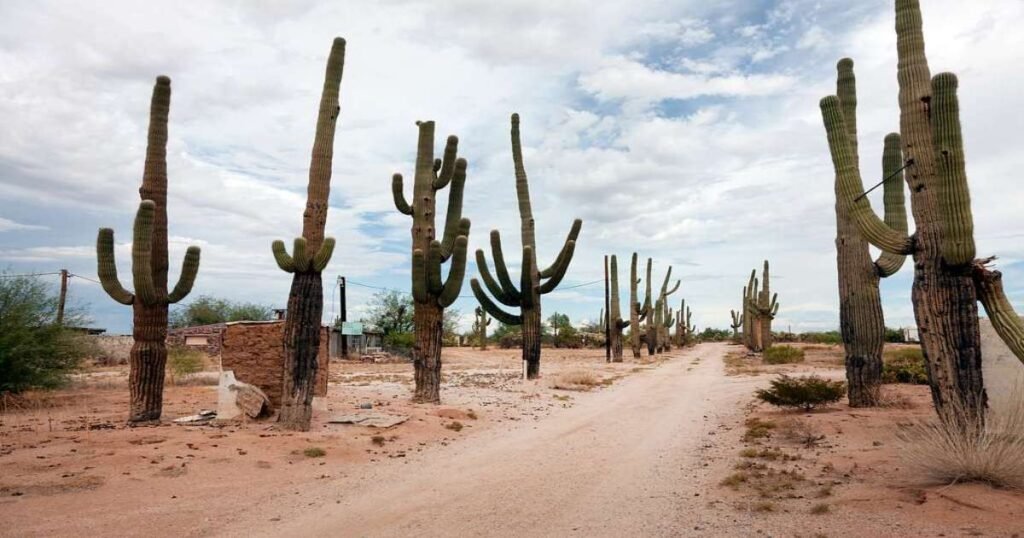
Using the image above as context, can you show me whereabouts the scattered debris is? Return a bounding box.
[173,410,216,424]
[328,413,409,428]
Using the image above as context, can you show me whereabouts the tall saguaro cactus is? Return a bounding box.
[473,307,491,350]
[607,255,630,362]
[471,114,583,379]
[741,262,779,352]
[271,38,345,431]
[647,265,679,355]
[820,0,1024,426]
[730,309,743,341]
[628,254,651,358]
[756,261,779,350]
[831,59,909,407]
[392,121,470,402]
[97,76,201,423]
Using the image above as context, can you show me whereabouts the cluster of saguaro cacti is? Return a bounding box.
[820,0,1024,427]
[676,299,695,347]
[392,121,470,403]
[473,306,491,350]
[605,255,631,362]
[647,263,679,355]
[270,38,345,431]
[471,114,582,379]
[829,59,909,407]
[97,76,201,423]
[741,261,778,352]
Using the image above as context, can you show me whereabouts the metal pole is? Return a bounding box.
[604,255,611,363]
[339,276,348,358]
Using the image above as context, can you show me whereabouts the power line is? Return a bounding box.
[345,277,604,299]
[68,273,102,285]
[0,271,62,278]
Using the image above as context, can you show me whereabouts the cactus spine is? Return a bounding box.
[607,255,630,362]
[270,38,345,431]
[96,76,201,423]
[471,114,582,379]
[831,58,909,407]
[817,0,1024,426]
[392,121,469,403]
[628,254,651,358]
[473,306,491,350]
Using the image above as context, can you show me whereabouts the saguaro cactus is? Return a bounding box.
[97,76,201,423]
[271,38,345,430]
[756,261,779,350]
[831,59,909,407]
[392,121,469,403]
[819,0,1024,426]
[730,309,743,341]
[607,255,631,362]
[741,262,778,352]
[473,306,491,350]
[472,114,582,379]
[646,265,679,355]
[628,254,651,358]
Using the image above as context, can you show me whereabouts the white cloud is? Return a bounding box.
[0,216,47,232]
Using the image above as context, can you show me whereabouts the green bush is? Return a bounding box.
[884,327,906,343]
[0,274,86,393]
[383,331,415,349]
[755,375,845,411]
[798,331,842,345]
[763,345,805,364]
[882,347,928,384]
[166,345,205,383]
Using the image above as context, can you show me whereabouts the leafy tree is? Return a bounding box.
[359,290,413,335]
[546,312,572,337]
[699,327,731,342]
[0,274,88,393]
[169,295,273,328]
[442,308,462,345]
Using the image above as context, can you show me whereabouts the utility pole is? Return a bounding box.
[339,276,348,358]
[57,269,68,325]
[604,255,611,363]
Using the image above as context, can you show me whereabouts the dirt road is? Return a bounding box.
[221,343,761,537]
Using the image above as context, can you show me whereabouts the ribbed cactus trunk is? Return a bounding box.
[392,121,470,403]
[832,60,908,408]
[628,254,648,359]
[273,38,345,431]
[96,76,201,424]
[608,255,625,362]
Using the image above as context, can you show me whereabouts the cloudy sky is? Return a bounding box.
[2,0,1023,334]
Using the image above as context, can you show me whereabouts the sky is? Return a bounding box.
[2,0,1024,335]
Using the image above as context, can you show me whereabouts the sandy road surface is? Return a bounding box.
[220,343,762,537]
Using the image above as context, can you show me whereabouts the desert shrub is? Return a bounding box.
[882,347,928,384]
[498,332,522,349]
[383,331,414,349]
[0,274,87,393]
[755,375,845,411]
[884,326,906,343]
[898,386,1024,489]
[798,331,842,345]
[552,370,600,390]
[166,345,205,383]
[303,447,326,457]
[763,345,805,364]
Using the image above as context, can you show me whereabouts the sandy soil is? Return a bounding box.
[2,343,1021,537]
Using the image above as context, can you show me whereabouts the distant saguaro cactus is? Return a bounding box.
[270,38,345,431]
[628,254,652,358]
[392,121,470,403]
[820,0,1024,427]
[607,255,630,362]
[97,76,200,423]
[729,309,743,341]
[473,306,491,350]
[646,265,679,355]
[742,261,778,352]
[471,114,582,379]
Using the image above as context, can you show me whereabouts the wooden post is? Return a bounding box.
[56,269,68,325]
[604,255,611,363]
[339,276,348,358]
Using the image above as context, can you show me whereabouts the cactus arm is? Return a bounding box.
[659,266,673,297]
[973,262,1024,364]
[620,320,630,329]
[291,237,310,272]
[391,173,412,216]
[539,239,577,294]
[312,237,335,272]
[438,159,469,260]
[167,245,200,303]
[488,230,521,298]
[96,228,135,305]
[875,133,909,276]
[637,303,648,323]
[131,201,158,306]
[272,240,295,272]
[820,95,914,255]
[475,249,520,306]
[471,278,523,325]
[426,240,444,296]
[664,280,680,297]
[510,113,536,249]
[433,135,459,190]
[411,249,428,304]
[932,73,976,267]
[539,219,583,278]
[438,236,468,307]
[521,246,536,308]
[300,37,345,250]
[643,258,653,313]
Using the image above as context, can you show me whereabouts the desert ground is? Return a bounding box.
[1,343,1021,537]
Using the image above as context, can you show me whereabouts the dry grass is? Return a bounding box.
[810,503,830,514]
[551,370,601,391]
[898,386,1024,489]
[723,352,765,376]
[302,447,326,458]
[445,421,464,432]
[742,417,776,442]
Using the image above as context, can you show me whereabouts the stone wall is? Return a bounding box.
[88,335,133,365]
[220,321,329,407]
[979,318,1024,416]
[167,323,225,356]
